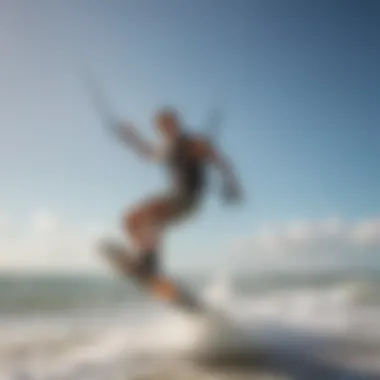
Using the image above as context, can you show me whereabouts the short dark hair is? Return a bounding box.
[155,106,181,123]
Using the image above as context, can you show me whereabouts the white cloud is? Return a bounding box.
[351,219,380,247]
[0,210,114,273]
[0,210,379,273]
[231,217,380,271]
[0,212,13,237]
[31,210,61,235]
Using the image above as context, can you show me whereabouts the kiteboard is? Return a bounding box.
[99,240,204,314]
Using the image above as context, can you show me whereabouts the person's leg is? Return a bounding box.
[122,195,175,277]
[124,198,169,249]
[120,195,203,304]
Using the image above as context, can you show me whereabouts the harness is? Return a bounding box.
[167,134,205,201]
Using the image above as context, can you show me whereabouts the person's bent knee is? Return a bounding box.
[123,210,140,235]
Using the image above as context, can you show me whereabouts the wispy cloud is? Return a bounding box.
[0,210,111,272]
[0,211,379,273]
[230,217,380,271]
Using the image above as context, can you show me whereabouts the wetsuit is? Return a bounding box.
[166,133,206,218]
[135,133,207,279]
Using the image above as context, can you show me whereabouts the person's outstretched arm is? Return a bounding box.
[211,149,242,203]
[111,122,167,162]
[193,138,243,203]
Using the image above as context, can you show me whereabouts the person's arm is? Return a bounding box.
[194,139,242,203]
[111,122,167,162]
[212,150,242,202]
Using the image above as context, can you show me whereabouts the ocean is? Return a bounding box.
[1,268,380,380]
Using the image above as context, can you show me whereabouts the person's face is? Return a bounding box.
[156,113,180,139]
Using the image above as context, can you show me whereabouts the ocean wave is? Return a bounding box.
[1,273,380,379]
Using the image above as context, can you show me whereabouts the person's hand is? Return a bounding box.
[112,121,138,143]
[116,121,135,136]
[222,181,242,204]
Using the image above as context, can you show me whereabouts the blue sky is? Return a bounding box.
[0,0,379,272]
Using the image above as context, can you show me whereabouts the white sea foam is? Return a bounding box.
[1,276,380,380]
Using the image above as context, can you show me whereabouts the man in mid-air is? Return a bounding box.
[103,107,242,302]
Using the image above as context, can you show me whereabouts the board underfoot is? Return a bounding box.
[99,240,204,314]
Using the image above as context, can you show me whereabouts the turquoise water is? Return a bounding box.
[1,269,380,379]
[1,268,380,315]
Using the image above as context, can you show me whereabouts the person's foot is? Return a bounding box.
[98,238,135,275]
[98,238,125,256]
[150,276,178,300]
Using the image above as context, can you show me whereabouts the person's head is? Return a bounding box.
[154,107,182,138]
